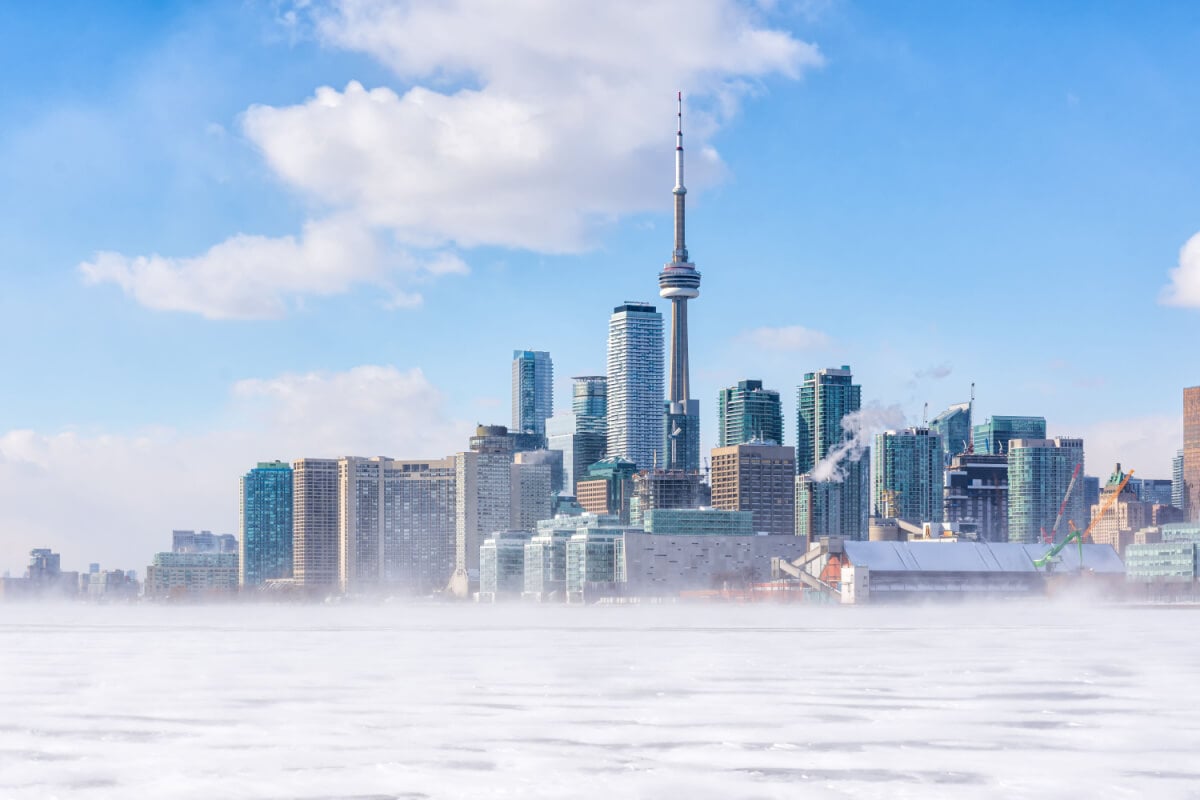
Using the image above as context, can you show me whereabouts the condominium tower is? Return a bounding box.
[796,366,868,540]
[929,400,972,464]
[658,93,702,473]
[292,458,340,587]
[1007,437,1085,544]
[547,376,607,494]
[973,416,1047,455]
[240,461,294,586]
[606,302,664,471]
[451,426,515,594]
[717,380,783,447]
[512,350,553,436]
[872,427,944,524]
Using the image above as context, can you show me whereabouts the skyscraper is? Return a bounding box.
[973,416,1047,455]
[872,427,944,524]
[928,401,972,464]
[1007,437,1085,544]
[710,442,796,536]
[1173,448,1186,512]
[512,350,553,436]
[606,302,663,471]
[1185,387,1200,521]
[717,380,783,447]
[293,458,340,587]
[240,461,293,587]
[659,93,702,473]
[451,426,514,594]
[796,366,868,540]
[547,376,607,494]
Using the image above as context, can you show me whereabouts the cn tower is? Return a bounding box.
[658,92,701,472]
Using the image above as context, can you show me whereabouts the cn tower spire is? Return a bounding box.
[673,91,688,264]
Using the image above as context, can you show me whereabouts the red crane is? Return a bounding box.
[1042,463,1083,544]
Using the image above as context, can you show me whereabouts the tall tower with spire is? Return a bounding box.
[658,92,701,473]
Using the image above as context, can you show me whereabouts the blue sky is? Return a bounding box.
[2,1,1199,572]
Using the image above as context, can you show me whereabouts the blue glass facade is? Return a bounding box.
[717,379,783,447]
[240,461,294,587]
[972,416,1047,455]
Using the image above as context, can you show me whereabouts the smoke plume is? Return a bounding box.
[810,403,907,482]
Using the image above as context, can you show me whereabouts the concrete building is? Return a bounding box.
[511,456,553,531]
[606,302,664,471]
[973,416,1047,456]
[944,452,1009,543]
[643,508,753,536]
[710,442,795,536]
[659,94,702,473]
[145,552,239,598]
[872,427,943,525]
[796,365,868,540]
[630,469,705,526]
[240,461,293,587]
[1185,387,1200,521]
[717,379,783,448]
[622,531,809,597]
[928,401,972,465]
[575,457,637,522]
[453,426,514,593]
[1008,438,1086,544]
[1090,464,1150,557]
[479,530,533,602]
[511,350,553,437]
[293,458,340,588]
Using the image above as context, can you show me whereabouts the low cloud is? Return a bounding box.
[914,363,953,380]
[1160,231,1200,308]
[0,366,466,574]
[740,325,832,352]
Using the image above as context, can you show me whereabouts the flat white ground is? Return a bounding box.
[0,601,1196,799]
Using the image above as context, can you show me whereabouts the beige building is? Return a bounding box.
[1090,464,1149,557]
[293,458,340,587]
[511,456,553,531]
[710,443,796,536]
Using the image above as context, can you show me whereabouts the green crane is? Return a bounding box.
[1034,469,1133,571]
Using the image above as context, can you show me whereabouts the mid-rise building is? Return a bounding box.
[606,302,664,471]
[796,365,867,540]
[1185,387,1200,521]
[512,350,554,437]
[524,517,591,601]
[479,530,534,602]
[172,530,237,554]
[145,552,239,597]
[872,427,944,525]
[928,401,972,464]
[512,448,563,495]
[973,416,1046,456]
[1007,438,1085,544]
[575,457,638,522]
[565,524,630,604]
[511,455,553,531]
[630,469,705,526]
[642,508,753,536]
[240,461,293,587]
[710,442,795,536]
[293,458,340,587]
[1090,464,1150,557]
[944,452,1009,542]
[717,379,783,448]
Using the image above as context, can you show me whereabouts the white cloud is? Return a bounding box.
[1065,413,1180,479]
[0,366,466,574]
[739,324,832,352]
[1160,231,1200,308]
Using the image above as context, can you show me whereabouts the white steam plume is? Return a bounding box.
[809,403,907,482]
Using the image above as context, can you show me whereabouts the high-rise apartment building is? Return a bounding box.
[795,475,841,546]
[872,427,944,524]
[606,302,664,471]
[1173,448,1186,513]
[710,442,795,536]
[512,350,553,436]
[338,457,385,592]
[547,376,608,494]
[1007,437,1085,544]
[929,401,972,464]
[293,458,340,587]
[240,461,293,587]
[452,426,514,593]
[973,416,1047,455]
[944,452,1008,542]
[1185,387,1200,521]
[659,93,702,473]
[717,380,783,447]
[511,455,553,531]
[796,365,868,540]
[385,457,457,593]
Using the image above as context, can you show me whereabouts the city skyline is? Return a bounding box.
[3,2,1200,572]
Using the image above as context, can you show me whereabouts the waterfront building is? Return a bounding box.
[630,470,704,526]
[1173,449,1186,513]
[710,442,796,535]
[338,456,385,592]
[511,456,553,531]
[1007,438,1086,544]
[872,428,944,525]
[622,532,808,597]
[973,416,1046,455]
[1126,524,1200,599]
[717,380,783,447]
[478,530,534,602]
[575,458,638,522]
[1185,387,1200,521]
[796,365,868,540]
[384,457,457,593]
[145,552,239,597]
[944,452,1009,543]
[1090,464,1150,557]
[606,301,664,471]
[453,426,514,593]
[293,458,340,587]
[524,517,592,601]
[643,508,753,536]
[511,350,553,437]
[240,461,293,587]
[928,401,972,464]
[565,522,631,604]
[659,94,702,473]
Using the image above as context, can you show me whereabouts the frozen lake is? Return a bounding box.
[1,602,1197,799]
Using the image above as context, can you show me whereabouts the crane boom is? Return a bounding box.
[1044,463,1083,543]
[1034,469,1133,570]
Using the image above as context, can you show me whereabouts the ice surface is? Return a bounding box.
[1,602,1198,799]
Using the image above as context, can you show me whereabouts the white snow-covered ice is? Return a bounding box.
[1,601,1197,799]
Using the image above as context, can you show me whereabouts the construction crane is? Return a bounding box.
[1034,469,1133,571]
[1041,463,1082,544]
